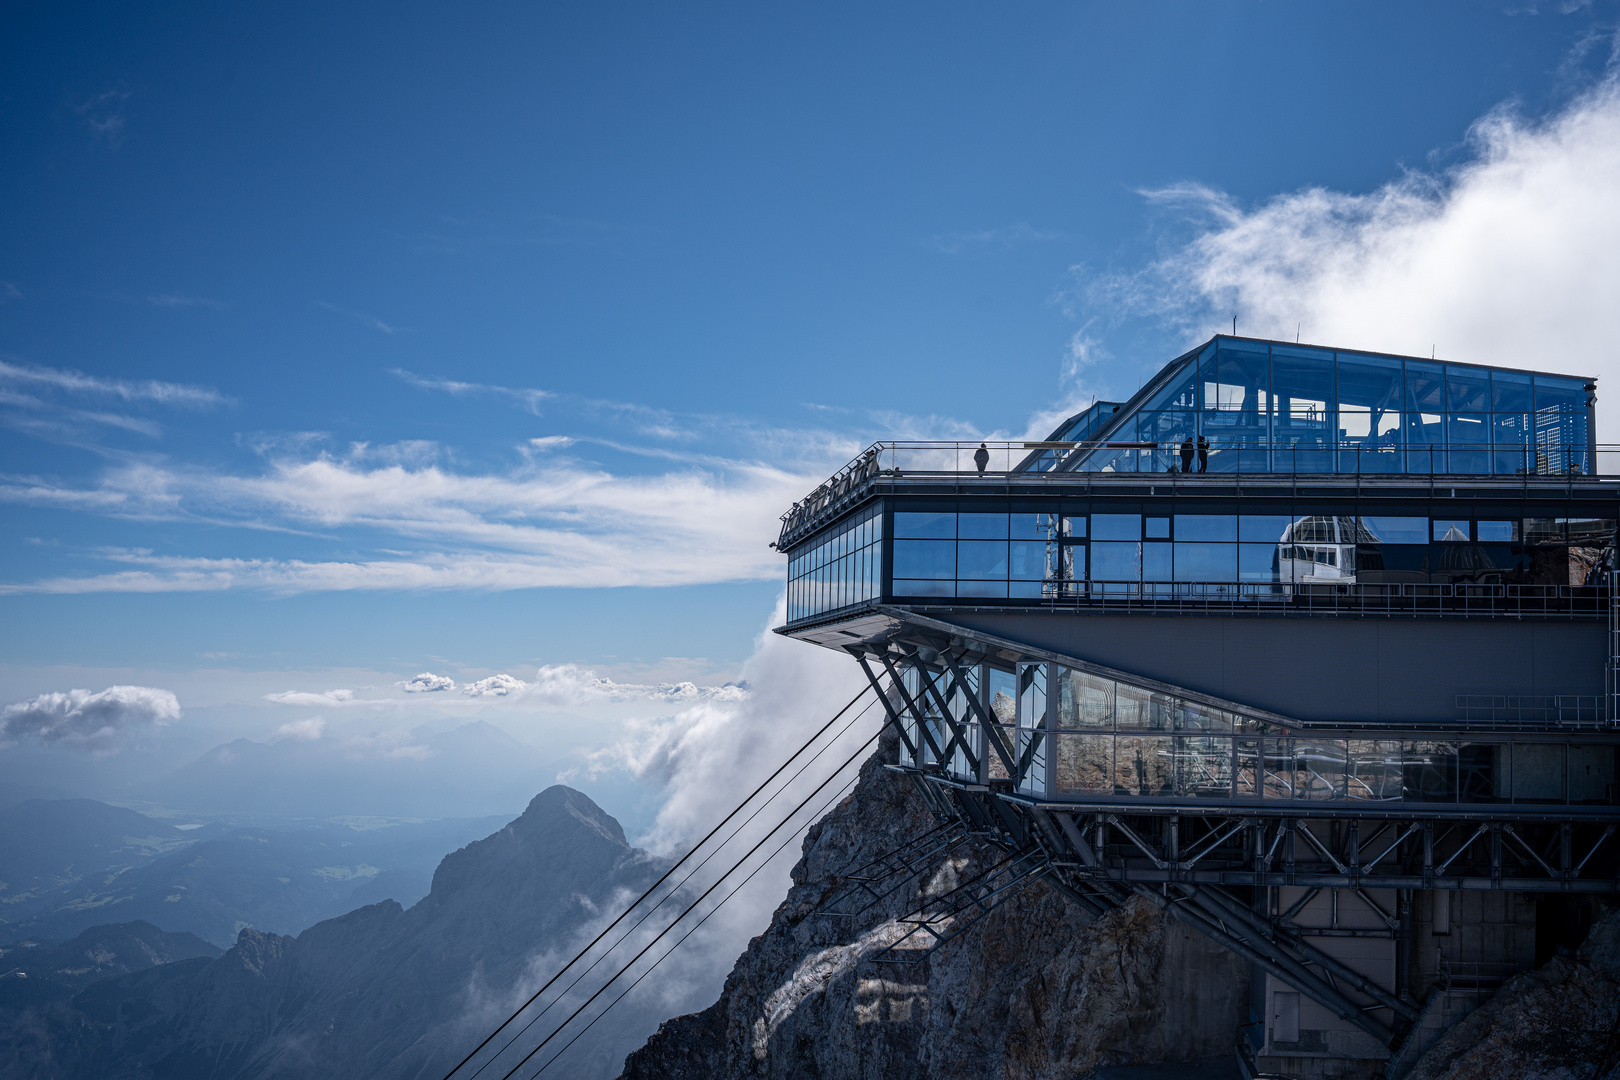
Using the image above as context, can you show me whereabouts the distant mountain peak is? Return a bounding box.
[518,785,627,848]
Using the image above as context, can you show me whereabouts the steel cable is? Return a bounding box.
[495,726,883,1080]
[463,695,879,1080]
[524,769,866,1078]
[439,683,873,1080]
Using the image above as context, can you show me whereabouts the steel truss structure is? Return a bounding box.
[843,629,1620,1069]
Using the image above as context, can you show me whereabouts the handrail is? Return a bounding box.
[778,440,1620,547]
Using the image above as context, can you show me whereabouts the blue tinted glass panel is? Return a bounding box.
[1143,542,1172,582]
[1477,520,1518,542]
[893,579,952,597]
[1091,514,1140,540]
[958,513,1008,539]
[1213,342,1271,414]
[1493,370,1532,412]
[893,539,954,579]
[956,579,1008,598]
[1271,345,1333,415]
[1405,360,1445,412]
[957,540,1009,579]
[1175,542,1237,581]
[1446,365,1491,411]
[1239,544,1282,582]
[1176,514,1238,541]
[1535,375,1586,413]
[1010,512,1058,539]
[1239,515,1294,542]
[1433,520,1470,541]
[1361,517,1429,543]
[1336,352,1403,414]
[1145,517,1170,539]
[1009,540,1047,580]
[1139,351,1201,412]
[894,512,954,539]
[1091,542,1141,581]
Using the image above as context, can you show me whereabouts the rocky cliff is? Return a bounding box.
[619,733,1250,1080]
[1407,904,1620,1080]
[0,786,669,1080]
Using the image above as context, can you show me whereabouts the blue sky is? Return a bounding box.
[3,2,1620,818]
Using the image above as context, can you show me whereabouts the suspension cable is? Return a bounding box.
[494,726,883,1080]
[440,683,872,1080]
[526,769,866,1078]
[464,696,878,1080]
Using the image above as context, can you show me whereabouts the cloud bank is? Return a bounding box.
[0,685,181,752]
[1082,68,1620,441]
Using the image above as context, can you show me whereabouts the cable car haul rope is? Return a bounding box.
[441,684,881,1080]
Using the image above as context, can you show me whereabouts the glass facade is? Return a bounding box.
[786,505,882,622]
[896,655,1620,806]
[1020,400,1122,472]
[1076,339,1593,476]
[887,503,1614,597]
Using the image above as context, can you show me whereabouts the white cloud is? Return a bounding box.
[315,301,411,335]
[931,222,1058,254]
[1084,70,1620,441]
[462,673,528,697]
[0,444,822,594]
[400,672,456,693]
[262,688,366,708]
[0,685,180,752]
[520,663,747,707]
[0,358,226,407]
[274,716,326,741]
[391,369,550,414]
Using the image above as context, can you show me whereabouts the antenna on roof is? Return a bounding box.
[1232,315,1237,336]
[1432,345,1436,359]
[1297,323,1301,343]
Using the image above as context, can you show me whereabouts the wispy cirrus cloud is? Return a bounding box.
[391,369,551,414]
[0,359,226,407]
[72,87,131,148]
[316,301,412,335]
[145,293,225,310]
[0,435,822,593]
[930,222,1058,255]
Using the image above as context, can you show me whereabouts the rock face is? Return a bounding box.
[0,786,668,1080]
[619,734,1249,1079]
[1407,905,1620,1080]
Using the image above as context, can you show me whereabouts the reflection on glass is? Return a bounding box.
[1116,684,1175,730]
[893,512,954,539]
[1017,663,1047,795]
[1175,736,1233,798]
[1115,735,1174,795]
[1054,733,1112,794]
[1348,740,1402,801]
[1179,701,1232,732]
[1057,668,1114,728]
[1294,740,1347,800]
[1460,743,1511,803]
[1403,741,1458,802]
[987,668,1017,782]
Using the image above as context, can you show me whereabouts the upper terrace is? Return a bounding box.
[780,335,1601,549]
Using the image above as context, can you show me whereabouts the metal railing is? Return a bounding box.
[778,440,1620,547]
[1456,695,1605,727]
[963,581,1611,620]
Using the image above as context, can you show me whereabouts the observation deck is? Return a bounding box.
[775,336,1620,1079]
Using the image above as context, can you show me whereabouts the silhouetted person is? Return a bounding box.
[973,442,989,473]
[1179,436,1194,473]
[1196,436,1209,473]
